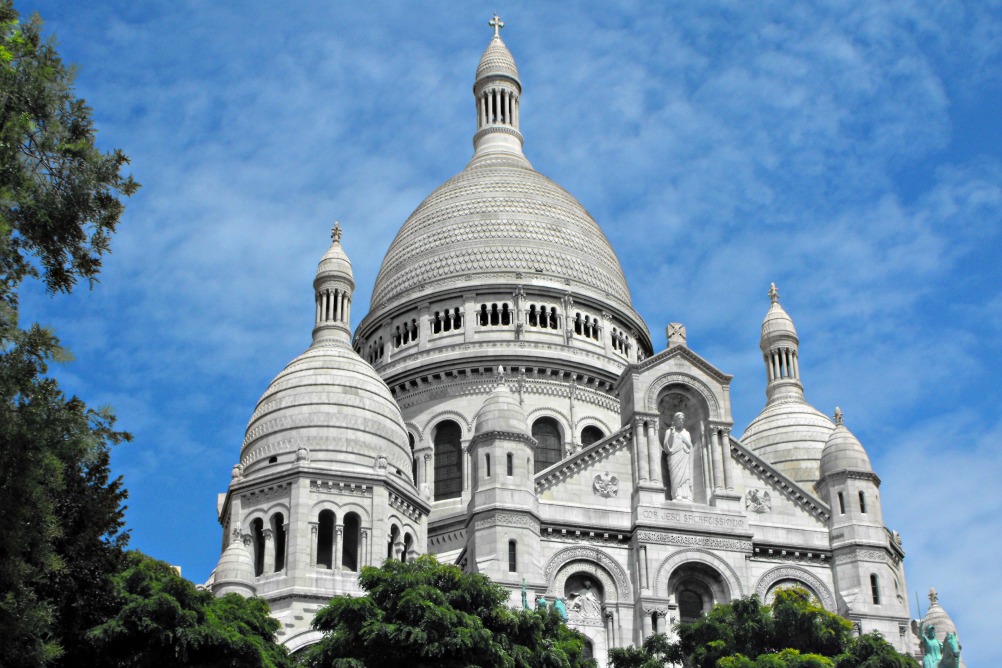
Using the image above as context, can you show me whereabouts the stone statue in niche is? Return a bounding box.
[568,579,603,618]
[593,472,619,497]
[663,411,694,502]
[746,488,771,513]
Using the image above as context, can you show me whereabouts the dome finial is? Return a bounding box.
[929,587,938,605]
[769,282,779,304]
[834,406,844,426]
[489,13,504,39]
[331,221,343,244]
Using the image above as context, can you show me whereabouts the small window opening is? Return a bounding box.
[508,540,517,572]
[485,453,491,478]
[316,510,335,569]
[268,456,278,464]
[858,491,867,513]
[837,492,846,514]
[870,574,880,604]
[506,452,514,476]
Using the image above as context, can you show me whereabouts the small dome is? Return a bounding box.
[316,223,353,282]
[760,283,798,351]
[240,338,412,479]
[212,538,255,596]
[819,408,872,477]
[741,400,833,485]
[474,380,528,436]
[476,36,520,84]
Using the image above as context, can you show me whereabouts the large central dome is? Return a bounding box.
[370,152,634,310]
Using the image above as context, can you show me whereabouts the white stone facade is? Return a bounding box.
[210,26,915,665]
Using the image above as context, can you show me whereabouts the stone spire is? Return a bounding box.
[472,15,525,159]
[312,221,355,344]
[760,282,805,403]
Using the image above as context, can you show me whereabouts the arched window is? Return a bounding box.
[316,510,335,569]
[250,518,265,577]
[342,512,360,572]
[837,492,846,514]
[581,425,604,447]
[271,513,286,573]
[403,532,413,562]
[858,491,867,514]
[678,590,704,622]
[387,524,399,560]
[532,417,562,474]
[434,420,462,501]
[506,452,513,476]
[409,432,417,484]
[508,540,517,572]
[870,574,880,604]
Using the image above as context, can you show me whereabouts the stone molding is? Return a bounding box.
[653,547,745,598]
[754,565,836,612]
[820,469,882,486]
[636,530,752,553]
[473,512,540,533]
[535,424,632,494]
[389,491,425,521]
[309,480,372,497]
[421,410,475,438]
[543,546,632,602]
[833,546,891,565]
[636,345,733,384]
[645,372,721,420]
[469,430,536,447]
[240,482,290,502]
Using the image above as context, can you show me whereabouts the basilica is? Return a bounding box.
[207,20,948,666]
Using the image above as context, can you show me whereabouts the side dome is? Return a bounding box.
[211,537,256,597]
[741,401,834,484]
[474,377,528,436]
[241,339,411,478]
[819,408,872,477]
[369,156,635,311]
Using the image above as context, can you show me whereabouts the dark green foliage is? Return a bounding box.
[0,318,129,667]
[0,0,138,307]
[303,555,596,668]
[87,551,295,668]
[609,589,916,668]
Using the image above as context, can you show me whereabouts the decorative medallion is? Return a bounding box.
[746,488,772,513]
[593,472,619,497]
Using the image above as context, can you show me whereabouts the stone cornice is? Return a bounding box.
[730,439,831,523]
[621,344,734,386]
[534,424,633,494]
[819,469,882,487]
[469,430,536,447]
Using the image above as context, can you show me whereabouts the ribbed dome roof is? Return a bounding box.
[741,399,833,485]
[477,36,520,83]
[370,154,634,309]
[761,283,798,350]
[212,538,255,594]
[475,380,528,436]
[922,589,960,639]
[820,409,872,477]
[241,338,411,478]
[317,225,353,281]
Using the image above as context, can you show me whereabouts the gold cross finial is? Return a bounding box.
[489,13,504,38]
[331,221,343,243]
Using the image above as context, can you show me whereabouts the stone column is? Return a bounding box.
[634,417,649,482]
[309,523,318,567]
[361,529,369,568]
[645,418,660,485]
[463,294,476,342]
[418,303,430,351]
[655,611,666,634]
[334,525,343,570]
[721,428,734,490]
[462,440,471,492]
[262,529,275,574]
[710,427,724,491]
[642,610,653,640]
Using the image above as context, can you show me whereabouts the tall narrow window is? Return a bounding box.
[388,525,399,560]
[506,453,514,476]
[316,510,335,569]
[870,574,880,604]
[342,513,360,572]
[409,432,417,484]
[837,492,846,514]
[250,518,265,576]
[508,540,517,572]
[858,491,867,514]
[403,533,413,562]
[485,453,491,478]
[532,417,562,474]
[271,513,286,573]
[434,420,462,501]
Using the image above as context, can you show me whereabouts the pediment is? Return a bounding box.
[630,345,733,385]
[729,438,830,523]
[534,424,633,495]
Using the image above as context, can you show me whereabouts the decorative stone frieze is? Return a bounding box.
[309,480,372,497]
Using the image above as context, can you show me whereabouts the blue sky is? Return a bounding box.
[16,1,1002,663]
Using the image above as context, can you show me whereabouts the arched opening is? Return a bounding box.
[433,420,462,501]
[838,491,846,514]
[250,518,265,577]
[485,453,491,478]
[765,580,823,607]
[271,513,286,573]
[858,491,867,514]
[667,562,730,624]
[508,540,517,572]
[403,532,413,562]
[316,510,335,569]
[506,452,513,476]
[564,573,604,620]
[658,386,712,503]
[532,417,562,474]
[582,640,594,661]
[408,432,417,484]
[342,512,360,572]
[870,574,880,604]
[581,425,604,447]
[387,524,399,560]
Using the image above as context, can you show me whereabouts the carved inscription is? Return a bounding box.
[640,509,747,531]
[636,530,751,552]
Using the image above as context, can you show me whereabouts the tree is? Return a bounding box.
[86,551,295,668]
[0,1,137,665]
[609,589,917,668]
[302,555,596,668]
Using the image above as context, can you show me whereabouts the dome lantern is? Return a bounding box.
[312,221,355,344]
[472,15,525,159]
[760,282,804,404]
